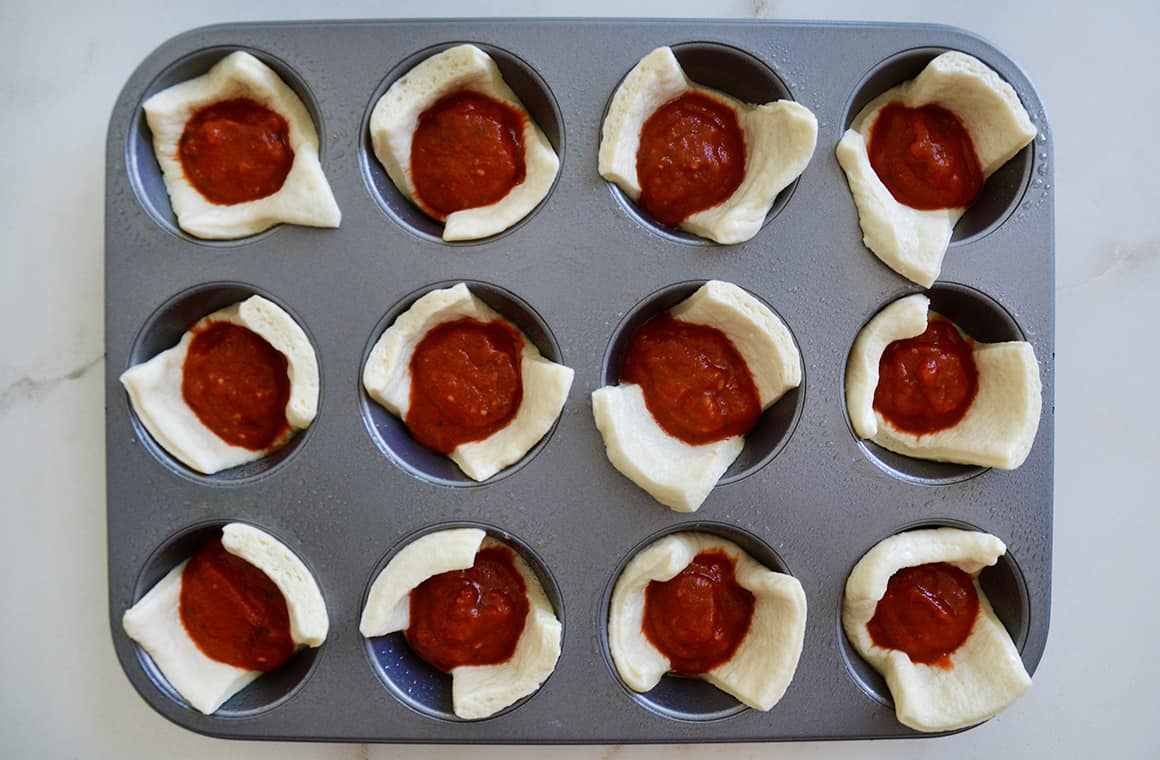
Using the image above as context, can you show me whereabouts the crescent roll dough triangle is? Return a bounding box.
[370,44,559,241]
[122,523,329,714]
[143,51,341,239]
[362,283,573,482]
[599,46,817,244]
[119,294,319,475]
[836,52,1036,286]
[845,293,1041,469]
[592,281,800,512]
[359,529,562,719]
[609,532,806,711]
[842,528,1031,732]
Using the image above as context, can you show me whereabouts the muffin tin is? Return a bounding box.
[105,19,1054,743]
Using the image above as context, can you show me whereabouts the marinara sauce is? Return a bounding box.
[867,562,979,669]
[867,102,983,210]
[180,536,294,671]
[181,321,292,450]
[621,314,760,445]
[642,551,755,675]
[873,318,978,435]
[406,546,529,672]
[406,318,524,454]
[409,91,527,219]
[179,98,294,205]
[636,92,746,227]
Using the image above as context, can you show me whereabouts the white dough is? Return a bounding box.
[842,528,1031,732]
[122,562,258,715]
[120,294,319,475]
[591,281,800,512]
[835,51,1037,286]
[669,280,801,408]
[359,529,563,720]
[608,532,807,711]
[369,44,560,241]
[592,384,743,513]
[221,523,329,647]
[360,528,487,637]
[598,46,817,244]
[845,293,1042,469]
[362,283,574,481]
[122,523,329,715]
[143,51,341,239]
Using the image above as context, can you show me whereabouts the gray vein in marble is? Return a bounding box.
[1058,238,1160,293]
[749,0,775,18]
[0,354,103,414]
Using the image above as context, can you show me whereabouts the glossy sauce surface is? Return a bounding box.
[406,317,525,454]
[642,550,755,675]
[867,561,980,669]
[873,318,978,435]
[636,92,746,227]
[182,321,291,450]
[621,314,760,445]
[410,91,527,219]
[179,97,294,205]
[180,536,294,671]
[867,102,983,210]
[406,546,530,672]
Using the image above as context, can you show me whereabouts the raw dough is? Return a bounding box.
[842,527,1031,732]
[359,528,562,720]
[836,51,1036,286]
[122,522,329,715]
[591,280,800,511]
[608,532,806,711]
[845,293,1041,469]
[370,44,559,241]
[363,283,574,481]
[599,46,817,244]
[143,51,341,239]
[120,294,320,475]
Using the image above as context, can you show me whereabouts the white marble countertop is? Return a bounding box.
[2,0,1157,757]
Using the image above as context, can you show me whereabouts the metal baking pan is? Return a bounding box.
[105,18,1054,743]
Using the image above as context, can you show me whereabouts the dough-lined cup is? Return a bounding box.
[127,46,338,242]
[122,520,327,718]
[360,42,564,244]
[359,523,565,721]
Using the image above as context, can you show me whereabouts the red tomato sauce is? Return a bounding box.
[181,321,292,450]
[406,546,530,672]
[873,318,978,435]
[410,91,527,219]
[867,102,983,210]
[179,536,294,671]
[636,91,746,228]
[621,314,760,445]
[178,98,294,205]
[866,561,980,669]
[406,317,525,454]
[642,551,755,675]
